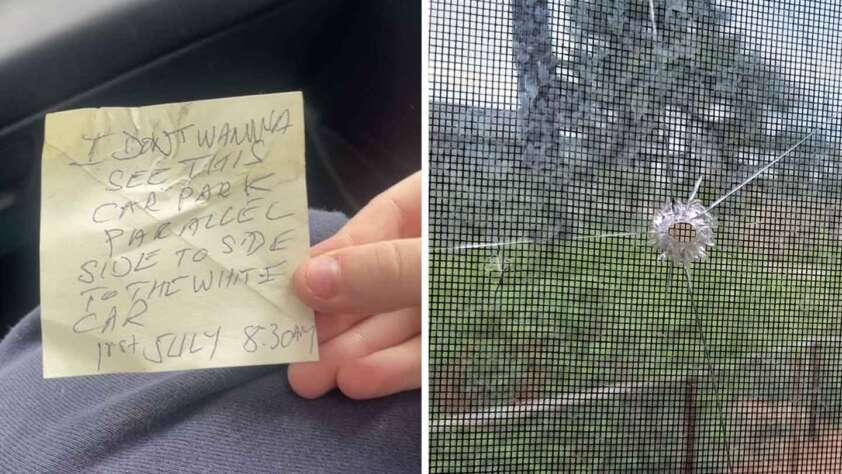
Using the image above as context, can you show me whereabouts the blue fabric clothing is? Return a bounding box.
[0,210,421,473]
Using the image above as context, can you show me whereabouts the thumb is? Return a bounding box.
[293,238,421,315]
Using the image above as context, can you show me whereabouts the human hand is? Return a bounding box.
[288,172,421,399]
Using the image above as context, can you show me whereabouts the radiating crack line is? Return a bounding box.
[704,130,815,214]
[570,231,643,240]
[449,231,644,251]
[683,265,735,473]
[648,0,659,44]
[688,175,704,202]
[664,264,675,295]
[452,238,535,250]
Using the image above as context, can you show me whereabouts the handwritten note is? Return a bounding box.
[40,92,317,377]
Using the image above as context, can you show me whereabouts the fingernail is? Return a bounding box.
[305,255,340,299]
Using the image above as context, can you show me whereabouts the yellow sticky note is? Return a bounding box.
[40,92,317,377]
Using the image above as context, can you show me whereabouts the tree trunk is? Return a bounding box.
[512,0,560,169]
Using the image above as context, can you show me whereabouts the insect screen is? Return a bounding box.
[428,0,842,471]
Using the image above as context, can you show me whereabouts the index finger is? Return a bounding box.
[311,171,420,256]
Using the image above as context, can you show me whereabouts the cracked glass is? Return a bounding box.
[429,0,842,471]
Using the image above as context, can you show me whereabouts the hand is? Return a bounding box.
[288,172,421,399]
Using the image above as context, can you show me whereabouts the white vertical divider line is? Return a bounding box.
[421,0,431,470]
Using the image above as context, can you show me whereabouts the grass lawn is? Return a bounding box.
[429,233,842,472]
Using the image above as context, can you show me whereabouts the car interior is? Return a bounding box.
[0,0,421,335]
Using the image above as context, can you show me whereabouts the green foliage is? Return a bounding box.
[430,238,842,471]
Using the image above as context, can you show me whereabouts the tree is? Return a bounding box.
[512,0,562,170]
[509,0,576,240]
[560,0,800,204]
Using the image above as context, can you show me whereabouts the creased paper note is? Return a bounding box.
[40,92,316,378]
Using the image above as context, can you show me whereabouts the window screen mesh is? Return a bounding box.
[428,0,842,471]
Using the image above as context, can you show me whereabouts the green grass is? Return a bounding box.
[429,235,842,472]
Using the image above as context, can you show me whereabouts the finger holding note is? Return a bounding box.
[288,172,422,399]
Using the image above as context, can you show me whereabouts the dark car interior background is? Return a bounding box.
[0,0,421,334]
